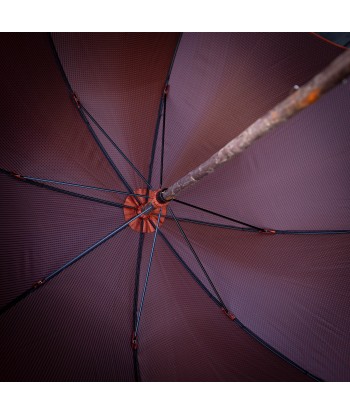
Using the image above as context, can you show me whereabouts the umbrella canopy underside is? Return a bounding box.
[0,32,349,381]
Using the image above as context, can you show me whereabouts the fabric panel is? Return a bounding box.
[0,227,139,381]
[0,33,121,190]
[52,32,180,184]
[163,218,350,381]
[154,32,350,230]
[0,172,123,310]
[137,236,312,381]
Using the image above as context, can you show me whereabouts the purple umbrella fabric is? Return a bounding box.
[0,32,349,381]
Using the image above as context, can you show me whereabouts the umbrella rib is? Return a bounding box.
[134,211,162,336]
[154,225,222,307]
[277,229,350,235]
[165,215,350,234]
[165,215,258,231]
[159,86,167,187]
[1,168,134,210]
[48,33,135,195]
[234,319,322,381]
[0,205,153,316]
[75,104,135,195]
[147,33,183,186]
[173,199,265,231]
[132,223,145,382]
[167,33,183,81]
[17,174,150,199]
[148,89,166,187]
[168,206,228,310]
[79,104,152,189]
[154,223,322,382]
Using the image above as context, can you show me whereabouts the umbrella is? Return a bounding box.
[0,32,349,382]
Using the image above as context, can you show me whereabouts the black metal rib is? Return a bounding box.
[276,229,350,235]
[168,207,228,309]
[165,33,183,83]
[0,205,153,316]
[132,341,141,383]
[78,108,134,194]
[48,33,134,195]
[133,226,145,330]
[132,221,145,382]
[47,33,72,90]
[234,318,322,381]
[80,104,152,189]
[135,211,162,335]
[165,213,350,235]
[21,174,150,199]
[147,33,183,186]
[148,91,166,187]
[152,223,321,382]
[159,90,167,187]
[1,168,133,210]
[165,215,255,231]
[154,225,222,307]
[173,199,265,231]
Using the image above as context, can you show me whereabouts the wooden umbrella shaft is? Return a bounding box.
[160,48,350,202]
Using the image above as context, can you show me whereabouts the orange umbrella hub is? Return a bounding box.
[123,189,167,233]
